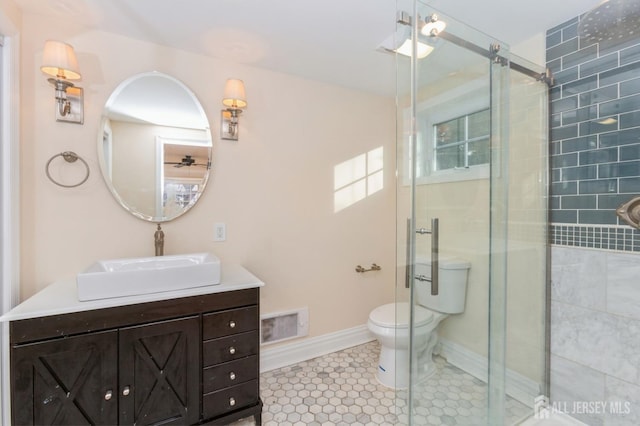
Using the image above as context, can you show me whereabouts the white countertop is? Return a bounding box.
[1,263,264,322]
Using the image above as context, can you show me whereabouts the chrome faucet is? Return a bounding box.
[154,224,164,256]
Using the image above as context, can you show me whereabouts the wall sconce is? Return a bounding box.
[40,40,84,124]
[221,79,247,141]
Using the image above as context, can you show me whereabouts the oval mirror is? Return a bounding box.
[98,72,212,222]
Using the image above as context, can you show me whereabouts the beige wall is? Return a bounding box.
[0,0,19,36]
[110,121,158,216]
[19,13,396,341]
[504,71,548,382]
[513,33,547,66]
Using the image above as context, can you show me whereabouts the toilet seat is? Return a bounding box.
[369,302,433,329]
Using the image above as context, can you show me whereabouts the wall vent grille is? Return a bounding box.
[260,307,309,345]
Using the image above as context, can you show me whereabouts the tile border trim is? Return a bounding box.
[551,223,640,252]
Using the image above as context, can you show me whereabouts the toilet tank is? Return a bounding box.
[414,256,471,314]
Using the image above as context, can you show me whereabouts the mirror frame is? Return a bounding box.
[97,72,212,223]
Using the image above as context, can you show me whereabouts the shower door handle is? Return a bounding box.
[405,219,412,289]
[411,218,439,295]
[430,218,439,296]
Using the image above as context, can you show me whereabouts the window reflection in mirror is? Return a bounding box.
[160,139,210,218]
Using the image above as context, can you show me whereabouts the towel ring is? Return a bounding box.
[45,151,90,188]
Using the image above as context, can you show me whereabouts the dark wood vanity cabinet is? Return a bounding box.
[12,330,119,425]
[119,316,201,425]
[9,288,262,426]
[202,306,260,420]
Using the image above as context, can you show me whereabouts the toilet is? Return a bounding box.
[367,256,471,389]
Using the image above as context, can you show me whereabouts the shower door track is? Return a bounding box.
[437,31,554,86]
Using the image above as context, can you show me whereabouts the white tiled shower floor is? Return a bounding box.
[233,341,531,425]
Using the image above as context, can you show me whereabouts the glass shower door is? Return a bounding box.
[395,1,549,424]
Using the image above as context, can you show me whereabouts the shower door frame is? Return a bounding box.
[400,1,551,424]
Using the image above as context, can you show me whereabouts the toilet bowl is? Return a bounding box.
[367,257,471,389]
[368,302,446,389]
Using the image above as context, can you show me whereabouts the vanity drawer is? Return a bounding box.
[203,379,259,419]
[203,355,258,393]
[203,331,258,366]
[203,306,258,340]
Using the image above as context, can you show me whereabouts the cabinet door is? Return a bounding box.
[119,316,200,425]
[12,330,118,425]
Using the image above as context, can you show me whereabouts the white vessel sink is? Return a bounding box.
[77,252,221,301]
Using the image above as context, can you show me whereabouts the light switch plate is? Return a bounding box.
[214,223,226,241]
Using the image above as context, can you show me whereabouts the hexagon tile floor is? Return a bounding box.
[232,341,532,425]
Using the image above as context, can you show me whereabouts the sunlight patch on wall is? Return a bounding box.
[334,147,384,213]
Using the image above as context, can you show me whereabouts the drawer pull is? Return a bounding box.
[229,320,236,328]
[104,390,113,401]
[229,346,236,355]
[229,372,236,381]
[229,397,236,407]
[122,386,130,396]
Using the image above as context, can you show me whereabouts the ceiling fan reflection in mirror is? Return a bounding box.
[164,155,210,168]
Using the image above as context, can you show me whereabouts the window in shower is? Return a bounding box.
[408,79,490,185]
[433,108,490,171]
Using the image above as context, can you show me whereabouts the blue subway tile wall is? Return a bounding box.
[547,15,640,252]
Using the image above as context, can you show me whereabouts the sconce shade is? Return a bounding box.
[222,79,247,109]
[41,40,81,80]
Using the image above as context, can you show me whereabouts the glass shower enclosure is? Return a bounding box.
[395,1,549,424]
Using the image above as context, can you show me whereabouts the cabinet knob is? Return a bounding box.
[122,386,130,396]
[229,346,236,355]
[229,372,236,381]
[229,397,236,407]
[104,390,113,401]
[229,320,236,328]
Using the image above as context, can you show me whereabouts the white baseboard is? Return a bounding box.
[260,324,375,373]
[439,338,541,407]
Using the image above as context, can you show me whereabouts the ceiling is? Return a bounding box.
[15,0,602,96]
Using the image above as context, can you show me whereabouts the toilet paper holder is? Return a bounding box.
[355,264,381,273]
